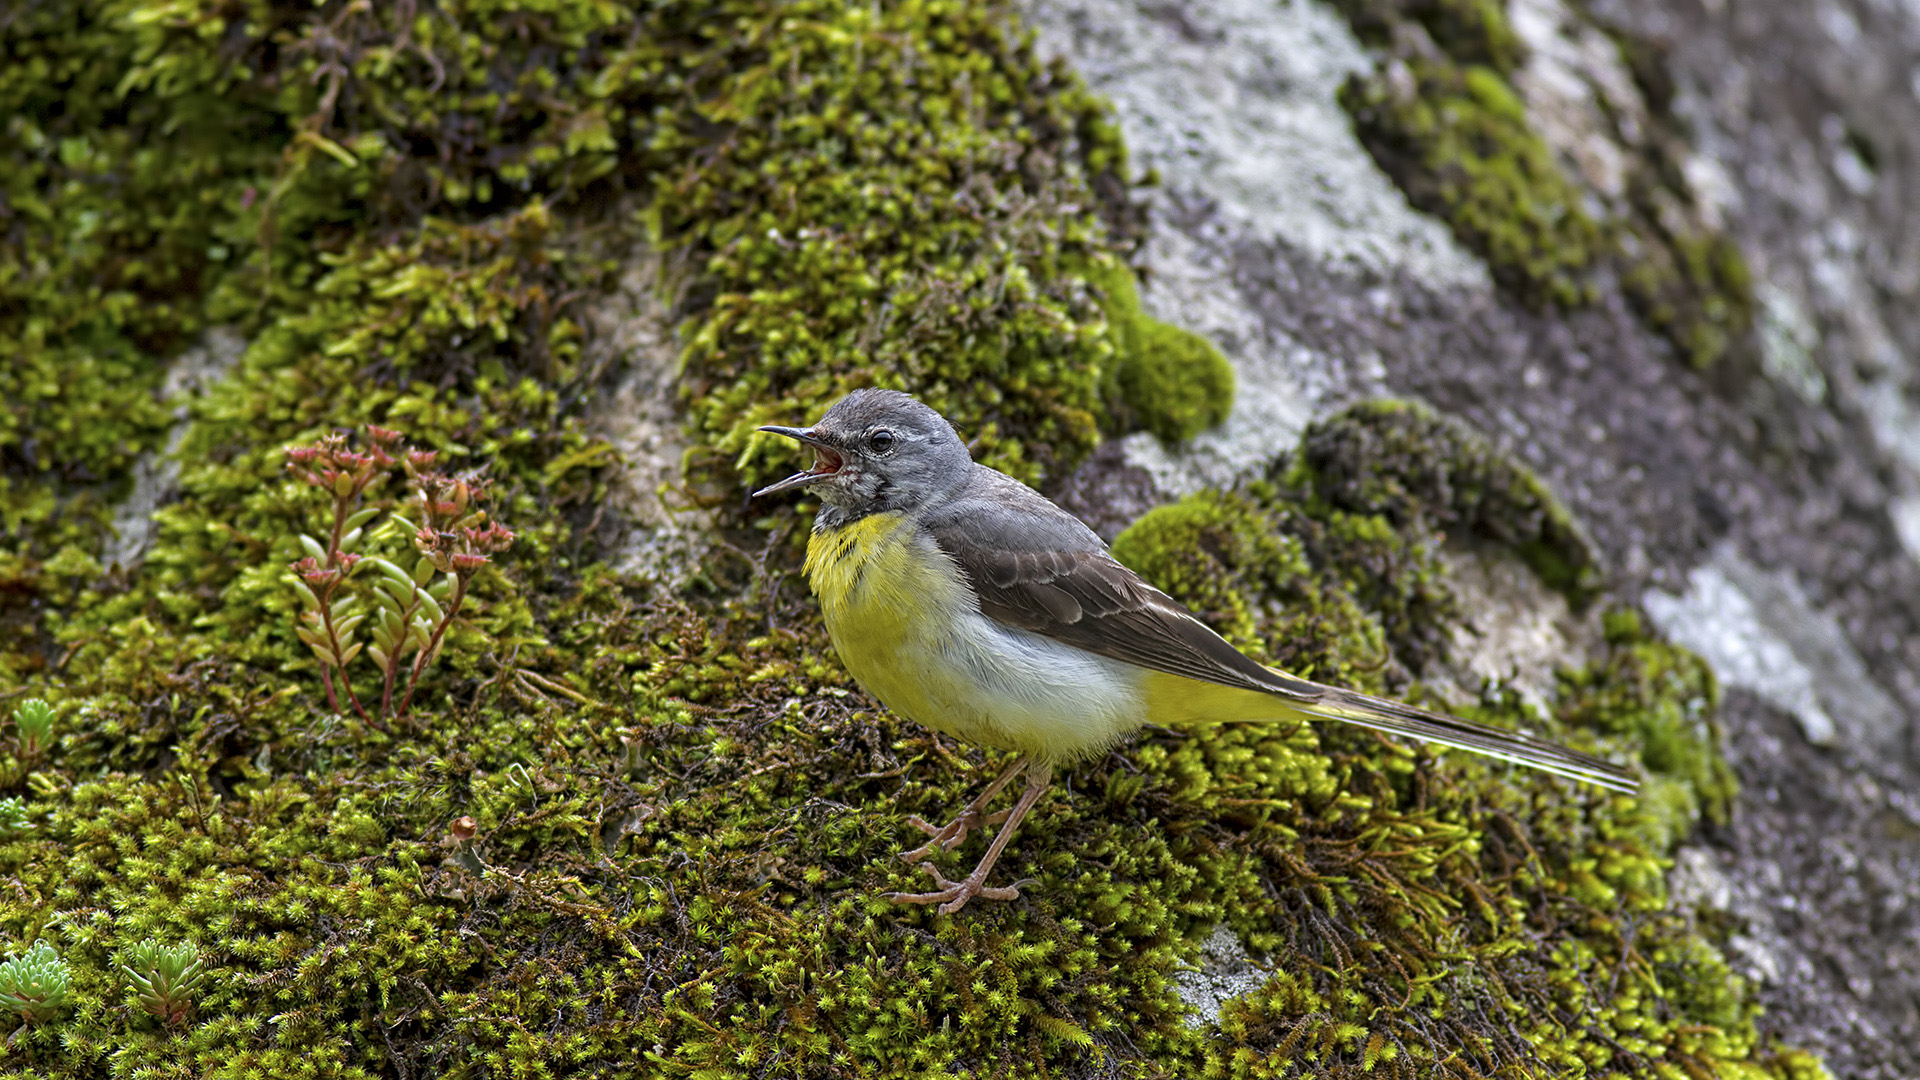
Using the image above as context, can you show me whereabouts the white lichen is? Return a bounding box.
[1642,544,1903,751]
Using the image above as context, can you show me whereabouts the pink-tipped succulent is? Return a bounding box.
[284,425,517,725]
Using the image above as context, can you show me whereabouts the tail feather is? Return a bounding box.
[1297,686,1638,793]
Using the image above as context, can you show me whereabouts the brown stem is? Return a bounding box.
[395,574,467,720]
[327,492,352,567]
[319,665,341,713]
[378,591,424,720]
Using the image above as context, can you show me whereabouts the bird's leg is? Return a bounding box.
[888,762,1053,915]
[899,755,1026,863]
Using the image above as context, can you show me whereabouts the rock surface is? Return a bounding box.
[8,0,1918,1071]
[1033,0,1920,1073]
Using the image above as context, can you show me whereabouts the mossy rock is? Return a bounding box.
[1110,489,1388,688]
[0,0,1810,1075]
[1561,607,1737,846]
[1330,0,1758,368]
[1342,59,1601,309]
[1333,0,1527,76]
[1279,398,1604,606]
[1621,219,1758,370]
[1080,257,1236,444]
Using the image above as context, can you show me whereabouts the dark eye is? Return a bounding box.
[868,429,896,453]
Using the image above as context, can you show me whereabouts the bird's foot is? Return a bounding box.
[898,807,1011,863]
[885,863,1026,915]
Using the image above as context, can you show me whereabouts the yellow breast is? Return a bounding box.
[805,513,968,728]
[803,513,1150,761]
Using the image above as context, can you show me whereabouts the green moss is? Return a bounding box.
[669,3,1136,491]
[1341,58,1601,308]
[1281,398,1603,605]
[1083,256,1236,443]
[1331,0,1758,367]
[1768,1047,1839,1080]
[1562,607,1737,839]
[1095,407,1780,1077]
[0,2,267,555]
[1112,490,1388,689]
[1621,207,1758,370]
[1097,402,1780,1076]
[1334,0,1528,76]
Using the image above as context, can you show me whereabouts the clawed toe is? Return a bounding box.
[898,814,955,863]
[885,863,1025,915]
[898,805,1007,863]
[899,812,966,863]
[884,759,1053,915]
[897,840,940,864]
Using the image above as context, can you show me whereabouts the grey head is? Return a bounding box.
[753,389,974,522]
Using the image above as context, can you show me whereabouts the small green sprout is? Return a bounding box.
[0,941,70,1025]
[10,699,54,759]
[122,941,209,1025]
[0,798,30,838]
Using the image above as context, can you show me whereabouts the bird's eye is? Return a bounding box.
[868,429,896,453]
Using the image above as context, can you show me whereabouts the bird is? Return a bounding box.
[753,389,1636,914]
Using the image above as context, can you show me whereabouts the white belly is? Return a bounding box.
[881,606,1149,762]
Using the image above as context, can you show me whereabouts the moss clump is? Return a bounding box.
[1562,607,1737,846]
[1332,0,1758,367]
[1619,186,1758,371]
[1283,398,1603,605]
[1341,57,1601,308]
[1110,490,1388,688]
[1110,398,1592,697]
[1083,257,1236,443]
[1336,0,1527,76]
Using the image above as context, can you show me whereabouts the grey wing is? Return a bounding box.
[922,469,1323,703]
[921,468,1638,792]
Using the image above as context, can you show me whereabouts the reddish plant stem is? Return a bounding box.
[319,665,341,714]
[327,493,351,561]
[378,590,424,719]
[395,574,468,721]
[318,489,377,728]
[314,581,371,724]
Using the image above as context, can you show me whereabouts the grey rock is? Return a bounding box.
[1036,0,1920,1069]
[1173,924,1271,1028]
[104,327,246,569]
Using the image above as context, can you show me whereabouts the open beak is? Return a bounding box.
[751,426,847,498]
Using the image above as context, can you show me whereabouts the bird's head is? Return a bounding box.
[753,389,972,516]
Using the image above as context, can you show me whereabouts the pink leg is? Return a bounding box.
[887,762,1054,915]
[898,755,1026,863]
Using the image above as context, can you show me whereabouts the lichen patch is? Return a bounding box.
[580,253,714,590]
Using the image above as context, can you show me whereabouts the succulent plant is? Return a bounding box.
[0,798,31,839]
[10,699,54,759]
[122,941,208,1025]
[284,425,516,725]
[0,941,70,1025]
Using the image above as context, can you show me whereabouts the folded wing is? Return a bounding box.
[925,480,1636,792]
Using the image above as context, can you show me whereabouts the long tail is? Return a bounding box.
[1294,685,1638,793]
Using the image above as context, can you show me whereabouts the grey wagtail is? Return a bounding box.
[754,389,1636,914]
